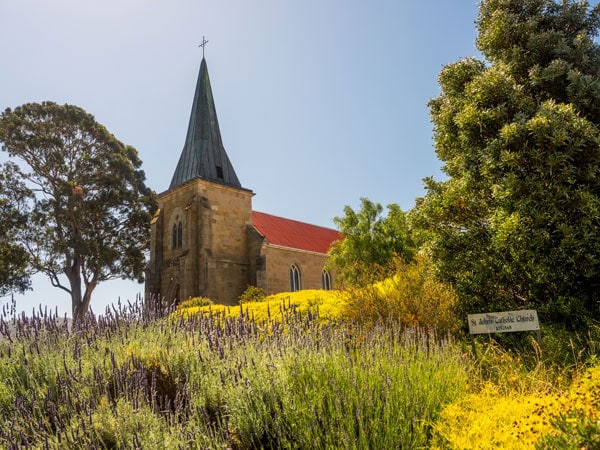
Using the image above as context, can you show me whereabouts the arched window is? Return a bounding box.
[177,221,183,248]
[171,215,183,250]
[289,264,301,292]
[322,270,332,290]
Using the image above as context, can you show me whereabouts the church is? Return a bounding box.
[145,57,341,305]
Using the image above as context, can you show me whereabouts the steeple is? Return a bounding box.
[169,57,242,190]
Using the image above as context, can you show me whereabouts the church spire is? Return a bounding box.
[169,57,242,190]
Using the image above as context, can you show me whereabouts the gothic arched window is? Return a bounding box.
[290,263,301,292]
[322,270,332,290]
[172,215,183,250]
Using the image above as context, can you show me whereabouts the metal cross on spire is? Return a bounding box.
[199,36,209,58]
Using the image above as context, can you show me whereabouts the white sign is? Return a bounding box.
[468,310,539,334]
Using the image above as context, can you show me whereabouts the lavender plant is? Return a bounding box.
[0,295,467,449]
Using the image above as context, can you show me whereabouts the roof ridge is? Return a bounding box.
[252,210,337,231]
[251,211,341,254]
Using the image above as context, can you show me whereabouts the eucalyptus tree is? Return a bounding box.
[0,102,157,322]
[0,162,31,296]
[414,0,600,327]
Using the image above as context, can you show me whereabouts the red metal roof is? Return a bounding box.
[252,211,341,254]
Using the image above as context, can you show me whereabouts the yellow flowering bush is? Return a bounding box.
[238,285,266,303]
[342,255,460,334]
[537,364,600,449]
[430,383,555,449]
[175,256,459,335]
[175,289,346,325]
[177,296,213,309]
[431,364,600,449]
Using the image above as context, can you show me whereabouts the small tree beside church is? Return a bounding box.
[0,102,157,322]
[328,197,416,286]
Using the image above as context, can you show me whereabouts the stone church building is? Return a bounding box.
[145,57,340,305]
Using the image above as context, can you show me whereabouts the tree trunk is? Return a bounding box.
[65,256,86,323]
[70,279,98,324]
[65,255,99,323]
[69,273,85,323]
[71,289,85,323]
[77,283,96,322]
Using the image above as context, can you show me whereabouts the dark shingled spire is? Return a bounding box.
[169,58,242,190]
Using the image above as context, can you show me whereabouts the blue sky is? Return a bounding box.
[0,0,480,316]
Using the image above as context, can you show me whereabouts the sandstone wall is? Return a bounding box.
[259,245,333,294]
[150,178,254,305]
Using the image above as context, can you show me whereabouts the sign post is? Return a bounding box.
[467,310,541,354]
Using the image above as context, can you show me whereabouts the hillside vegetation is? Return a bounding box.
[177,255,459,336]
[0,290,597,449]
[0,300,468,449]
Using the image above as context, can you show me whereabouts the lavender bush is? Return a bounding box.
[0,296,467,449]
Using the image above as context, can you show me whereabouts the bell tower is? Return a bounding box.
[146,57,254,306]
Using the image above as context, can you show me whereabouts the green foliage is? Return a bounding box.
[531,321,600,368]
[342,255,461,335]
[0,102,157,321]
[238,285,266,304]
[477,0,600,107]
[414,0,600,328]
[0,162,31,296]
[466,339,563,396]
[328,197,415,286]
